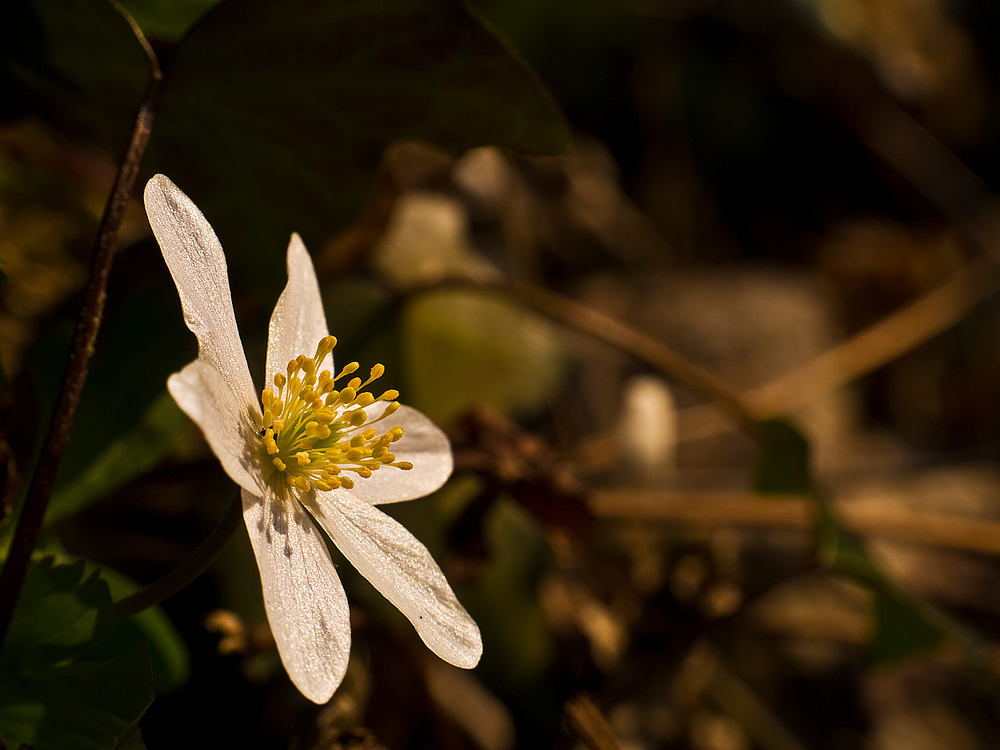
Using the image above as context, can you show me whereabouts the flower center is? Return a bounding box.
[257,335,412,493]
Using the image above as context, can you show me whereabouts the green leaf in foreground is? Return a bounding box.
[0,559,154,750]
[0,643,153,750]
[145,0,570,272]
[1,557,115,671]
[97,567,191,694]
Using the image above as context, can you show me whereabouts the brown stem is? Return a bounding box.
[0,17,162,644]
[564,694,623,750]
[590,489,1000,557]
[674,252,1000,443]
[114,495,242,619]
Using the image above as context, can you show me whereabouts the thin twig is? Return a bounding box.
[699,645,809,750]
[590,489,1000,557]
[0,8,162,645]
[676,252,1000,442]
[114,495,243,619]
[565,694,624,750]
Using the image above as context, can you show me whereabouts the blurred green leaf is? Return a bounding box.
[0,643,153,750]
[118,0,214,42]
[751,418,812,495]
[868,588,946,665]
[749,420,955,666]
[402,289,564,421]
[96,567,191,694]
[463,499,553,691]
[816,492,958,665]
[1,557,115,671]
[46,392,189,525]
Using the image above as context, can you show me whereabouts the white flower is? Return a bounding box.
[143,174,482,703]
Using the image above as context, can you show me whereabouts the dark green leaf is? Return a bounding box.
[118,0,213,42]
[814,500,882,583]
[2,557,115,671]
[816,498,959,666]
[1,0,150,151]
[113,721,147,750]
[32,276,193,524]
[751,418,812,495]
[867,588,946,665]
[0,643,153,750]
[97,567,191,694]
[47,393,190,525]
[145,0,570,277]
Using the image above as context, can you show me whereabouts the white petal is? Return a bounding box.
[266,234,333,382]
[305,490,481,669]
[242,487,352,704]
[168,359,262,496]
[336,405,453,505]
[144,175,257,406]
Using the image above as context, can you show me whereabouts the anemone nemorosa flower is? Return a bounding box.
[144,174,482,703]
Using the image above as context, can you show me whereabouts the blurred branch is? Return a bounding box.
[565,694,624,750]
[672,642,808,750]
[678,252,1000,442]
[703,648,809,750]
[590,490,1000,557]
[0,5,162,647]
[114,495,242,619]
[660,35,1000,443]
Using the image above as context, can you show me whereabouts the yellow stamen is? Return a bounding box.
[257,336,412,495]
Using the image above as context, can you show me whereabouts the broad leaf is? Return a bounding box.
[6,0,569,284]
[1,557,115,671]
[815,488,962,665]
[119,0,214,42]
[144,0,569,274]
[97,566,191,694]
[0,643,153,750]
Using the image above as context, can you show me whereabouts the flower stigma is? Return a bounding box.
[258,335,412,493]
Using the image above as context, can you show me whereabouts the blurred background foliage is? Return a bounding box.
[4,0,1000,748]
